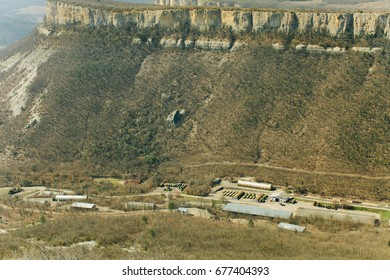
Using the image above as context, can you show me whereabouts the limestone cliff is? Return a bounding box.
[46,0,390,39]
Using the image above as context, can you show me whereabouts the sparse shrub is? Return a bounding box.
[39,215,46,224]
[142,216,148,224]
[149,229,157,238]
[167,202,175,211]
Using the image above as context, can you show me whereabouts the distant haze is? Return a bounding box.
[0,0,46,49]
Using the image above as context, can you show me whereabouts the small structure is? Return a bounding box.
[177,207,189,215]
[127,201,156,211]
[269,190,289,203]
[53,195,87,201]
[237,180,274,190]
[212,178,222,185]
[71,202,97,211]
[278,222,306,233]
[222,203,292,219]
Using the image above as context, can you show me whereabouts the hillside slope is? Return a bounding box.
[0,22,389,198]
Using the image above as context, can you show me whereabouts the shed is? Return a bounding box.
[53,195,87,201]
[71,202,97,211]
[269,190,289,202]
[222,203,292,219]
[127,201,156,210]
[278,222,306,233]
[237,180,274,190]
[177,207,189,215]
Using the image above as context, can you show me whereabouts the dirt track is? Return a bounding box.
[186,161,390,180]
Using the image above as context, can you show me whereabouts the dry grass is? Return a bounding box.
[1,211,389,259]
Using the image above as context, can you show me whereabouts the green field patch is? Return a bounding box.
[353,206,390,220]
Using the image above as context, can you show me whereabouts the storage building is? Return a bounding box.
[278,222,306,232]
[53,195,87,201]
[222,203,292,219]
[127,202,156,210]
[237,180,274,190]
[269,190,289,203]
[71,202,97,211]
[296,207,380,225]
[177,207,189,215]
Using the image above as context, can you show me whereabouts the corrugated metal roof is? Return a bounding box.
[237,180,273,190]
[278,222,306,232]
[222,203,292,219]
[54,195,87,200]
[71,202,96,209]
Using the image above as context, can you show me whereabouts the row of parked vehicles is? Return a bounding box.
[160,182,187,191]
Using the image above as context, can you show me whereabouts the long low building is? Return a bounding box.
[71,202,97,211]
[237,180,274,190]
[127,202,156,210]
[278,222,306,233]
[222,203,292,219]
[53,195,87,201]
[296,207,381,225]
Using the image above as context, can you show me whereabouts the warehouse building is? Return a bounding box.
[237,180,274,190]
[222,203,292,219]
[127,201,156,210]
[53,195,87,201]
[296,207,381,225]
[71,202,97,211]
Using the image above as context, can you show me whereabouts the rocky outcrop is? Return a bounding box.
[166,110,184,126]
[153,0,235,8]
[46,0,390,39]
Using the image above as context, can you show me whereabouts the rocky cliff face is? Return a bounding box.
[46,0,390,38]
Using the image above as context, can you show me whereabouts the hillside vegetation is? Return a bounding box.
[1,212,390,259]
[0,26,389,199]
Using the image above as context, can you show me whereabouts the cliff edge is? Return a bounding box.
[45,0,390,39]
